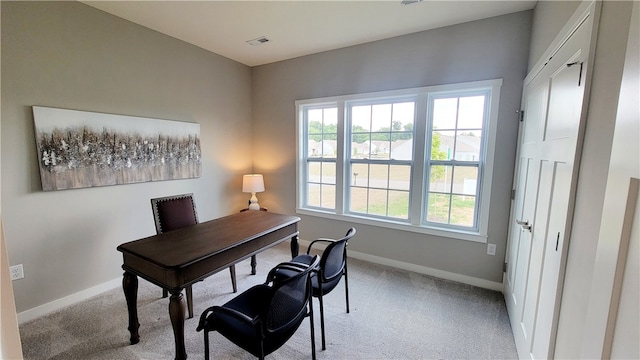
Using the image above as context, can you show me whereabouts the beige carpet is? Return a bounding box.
[19,242,517,359]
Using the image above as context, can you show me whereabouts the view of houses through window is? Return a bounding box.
[348,101,414,219]
[427,95,484,227]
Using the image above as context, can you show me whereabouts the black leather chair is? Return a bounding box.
[197,256,320,360]
[282,227,356,350]
[151,193,237,318]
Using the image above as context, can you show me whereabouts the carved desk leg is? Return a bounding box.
[122,271,140,345]
[291,234,300,257]
[169,290,187,360]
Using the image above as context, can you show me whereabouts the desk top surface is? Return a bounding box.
[117,211,300,268]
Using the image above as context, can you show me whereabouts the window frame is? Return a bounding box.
[296,79,501,243]
[423,89,493,231]
[345,96,417,220]
[302,104,340,210]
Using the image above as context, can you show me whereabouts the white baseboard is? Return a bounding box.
[17,277,122,324]
[298,239,504,292]
[19,242,503,324]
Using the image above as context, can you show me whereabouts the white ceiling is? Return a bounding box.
[82,1,537,67]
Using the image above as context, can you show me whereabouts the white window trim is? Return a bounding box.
[295,79,502,243]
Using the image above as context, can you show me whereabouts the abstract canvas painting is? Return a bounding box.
[33,106,201,191]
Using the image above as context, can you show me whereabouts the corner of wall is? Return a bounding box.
[1,219,25,359]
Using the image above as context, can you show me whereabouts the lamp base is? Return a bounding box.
[248,193,260,210]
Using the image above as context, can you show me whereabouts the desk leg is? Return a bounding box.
[122,271,140,345]
[250,255,257,275]
[291,234,299,257]
[169,290,188,360]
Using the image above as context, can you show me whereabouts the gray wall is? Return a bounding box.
[3,2,533,317]
[527,1,581,71]
[251,11,532,284]
[1,1,253,313]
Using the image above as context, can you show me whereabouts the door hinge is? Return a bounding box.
[516,110,525,122]
[511,189,516,200]
[503,262,508,272]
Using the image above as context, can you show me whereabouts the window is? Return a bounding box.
[305,106,337,209]
[296,80,501,242]
[348,100,414,219]
[426,94,485,228]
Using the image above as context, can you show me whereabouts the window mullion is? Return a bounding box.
[296,105,305,209]
[410,94,428,225]
[335,101,346,214]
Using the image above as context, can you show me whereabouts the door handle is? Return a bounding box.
[516,219,532,232]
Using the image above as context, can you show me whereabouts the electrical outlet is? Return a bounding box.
[10,264,24,280]
[487,243,497,256]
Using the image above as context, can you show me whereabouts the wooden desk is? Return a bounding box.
[117,211,301,360]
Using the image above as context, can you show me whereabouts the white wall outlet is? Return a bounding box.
[10,264,24,280]
[487,243,497,256]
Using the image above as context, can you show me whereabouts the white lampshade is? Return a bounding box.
[242,174,265,193]
[242,174,265,211]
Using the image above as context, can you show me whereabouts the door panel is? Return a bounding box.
[505,11,592,360]
[545,52,584,141]
[506,73,548,308]
[522,83,545,145]
[509,158,537,310]
[521,160,553,343]
[532,161,572,359]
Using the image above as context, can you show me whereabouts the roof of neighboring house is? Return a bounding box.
[438,134,480,154]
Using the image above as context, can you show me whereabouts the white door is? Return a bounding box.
[504,8,595,360]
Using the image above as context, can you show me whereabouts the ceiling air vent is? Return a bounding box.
[246,36,270,46]
[401,0,422,5]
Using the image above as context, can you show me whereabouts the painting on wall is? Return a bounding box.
[32,106,201,191]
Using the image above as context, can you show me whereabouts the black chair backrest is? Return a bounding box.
[267,256,320,333]
[320,227,356,282]
[151,193,198,234]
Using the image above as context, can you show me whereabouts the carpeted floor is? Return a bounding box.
[19,242,517,360]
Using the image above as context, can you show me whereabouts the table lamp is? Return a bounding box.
[242,174,265,210]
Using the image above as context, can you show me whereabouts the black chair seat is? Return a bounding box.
[206,286,274,356]
[283,255,340,297]
[197,256,321,360]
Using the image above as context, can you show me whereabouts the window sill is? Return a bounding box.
[296,208,488,243]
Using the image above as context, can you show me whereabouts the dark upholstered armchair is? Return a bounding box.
[151,193,238,318]
[197,256,320,360]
